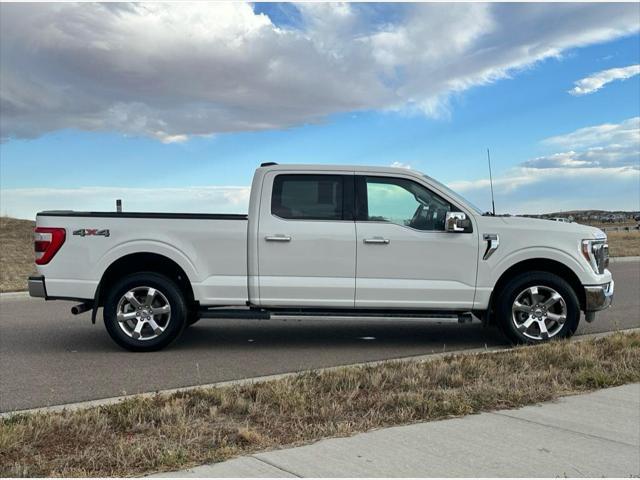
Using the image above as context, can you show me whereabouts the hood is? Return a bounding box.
[498,216,605,239]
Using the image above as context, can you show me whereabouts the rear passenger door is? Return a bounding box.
[257,172,356,307]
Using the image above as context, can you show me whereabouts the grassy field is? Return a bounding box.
[607,230,640,257]
[0,216,637,293]
[1,332,638,477]
[0,217,35,292]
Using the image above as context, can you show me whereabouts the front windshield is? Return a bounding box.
[422,174,485,215]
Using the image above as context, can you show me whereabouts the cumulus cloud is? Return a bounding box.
[448,117,640,213]
[1,2,638,142]
[569,64,640,95]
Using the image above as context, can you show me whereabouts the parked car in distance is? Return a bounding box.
[29,163,613,351]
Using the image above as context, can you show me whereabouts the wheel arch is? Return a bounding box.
[96,252,196,309]
[487,258,585,322]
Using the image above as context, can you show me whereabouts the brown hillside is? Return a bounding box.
[0,216,36,292]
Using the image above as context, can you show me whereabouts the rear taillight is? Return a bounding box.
[34,227,66,265]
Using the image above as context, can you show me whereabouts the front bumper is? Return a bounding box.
[584,280,614,313]
[28,275,47,298]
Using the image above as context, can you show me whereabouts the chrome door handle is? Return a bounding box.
[265,235,291,242]
[363,237,390,244]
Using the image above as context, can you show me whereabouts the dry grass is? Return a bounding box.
[2,332,639,477]
[0,217,35,292]
[607,231,640,257]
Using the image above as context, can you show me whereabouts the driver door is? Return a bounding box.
[354,174,478,309]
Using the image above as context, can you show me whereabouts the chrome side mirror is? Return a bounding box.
[445,212,471,232]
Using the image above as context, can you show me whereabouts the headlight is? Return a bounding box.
[581,238,609,275]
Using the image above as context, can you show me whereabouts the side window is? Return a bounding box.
[364,177,456,231]
[271,174,344,220]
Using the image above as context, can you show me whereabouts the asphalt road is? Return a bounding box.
[1,261,638,412]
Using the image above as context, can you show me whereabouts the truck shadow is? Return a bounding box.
[173,318,509,352]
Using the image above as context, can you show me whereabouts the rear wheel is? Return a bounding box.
[104,272,187,351]
[496,271,580,344]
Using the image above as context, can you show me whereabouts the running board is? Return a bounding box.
[198,308,475,323]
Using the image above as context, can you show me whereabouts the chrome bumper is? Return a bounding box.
[584,280,614,320]
[28,275,47,298]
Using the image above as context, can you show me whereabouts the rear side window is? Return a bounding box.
[271,174,344,220]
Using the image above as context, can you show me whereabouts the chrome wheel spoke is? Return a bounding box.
[547,312,566,324]
[152,304,171,315]
[148,318,164,335]
[513,301,529,313]
[528,286,539,303]
[144,288,157,307]
[125,291,142,309]
[538,320,549,339]
[132,319,145,339]
[543,292,562,308]
[117,311,137,322]
[517,316,535,333]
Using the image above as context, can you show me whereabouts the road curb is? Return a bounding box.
[3,327,638,419]
[0,291,30,299]
[609,256,640,263]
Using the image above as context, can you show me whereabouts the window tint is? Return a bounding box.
[364,177,455,231]
[272,175,344,220]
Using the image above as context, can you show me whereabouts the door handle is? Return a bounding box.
[363,237,390,244]
[265,235,291,242]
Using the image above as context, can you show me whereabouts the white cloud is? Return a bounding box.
[0,186,250,220]
[1,3,638,141]
[569,64,640,95]
[390,161,412,169]
[448,117,640,213]
[542,117,639,150]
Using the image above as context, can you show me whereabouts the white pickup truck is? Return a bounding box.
[29,163,613,351]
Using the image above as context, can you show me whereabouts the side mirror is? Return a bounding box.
[445,212,471,232]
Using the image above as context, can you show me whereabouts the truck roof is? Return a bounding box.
[258,163,418,176]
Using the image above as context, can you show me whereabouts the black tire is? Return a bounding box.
[496,271,580,345]
[186,313,201,327]
[104,272,187,352]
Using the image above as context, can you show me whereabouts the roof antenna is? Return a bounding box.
[487,148,496,216]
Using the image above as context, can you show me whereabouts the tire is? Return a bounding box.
[103,272,187,352]
[186,313,201,327]
[496,271,580,345]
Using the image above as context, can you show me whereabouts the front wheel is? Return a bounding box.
[104,272,187,351]
[496,271,580,345]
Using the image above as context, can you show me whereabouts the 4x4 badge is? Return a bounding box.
[73,229,110,237]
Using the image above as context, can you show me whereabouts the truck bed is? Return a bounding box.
[35,210,249,305]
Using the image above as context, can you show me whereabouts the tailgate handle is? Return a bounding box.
[265,235,291,242]
[363,237,390,244]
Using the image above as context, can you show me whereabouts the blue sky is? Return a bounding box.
[1,3,639,218]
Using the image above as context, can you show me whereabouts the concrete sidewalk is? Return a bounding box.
[152,384,640,478]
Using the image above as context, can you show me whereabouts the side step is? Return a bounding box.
[198,308,475,323]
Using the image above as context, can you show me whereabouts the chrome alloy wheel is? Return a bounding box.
[116,286,171,341]
[511,285,567,341]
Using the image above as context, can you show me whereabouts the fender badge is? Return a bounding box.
[73,229,110,237]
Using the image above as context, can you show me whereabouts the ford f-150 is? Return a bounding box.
[29,163,613,351]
